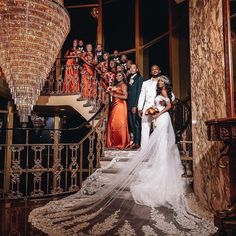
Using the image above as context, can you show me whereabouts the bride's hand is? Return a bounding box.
[159,100,166,106]
[152,113,160,119]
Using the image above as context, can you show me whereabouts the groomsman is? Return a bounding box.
[138,65,175,149]
[127,64,143,149]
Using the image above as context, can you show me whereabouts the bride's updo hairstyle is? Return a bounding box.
[156,75,173,101]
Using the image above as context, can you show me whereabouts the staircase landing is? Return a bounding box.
[37,95,96,120]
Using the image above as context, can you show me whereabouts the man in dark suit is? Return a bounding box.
[127,64,143,149]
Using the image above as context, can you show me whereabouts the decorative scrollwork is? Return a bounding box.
[9,145,24,199]
[219,127,230,140]
[51,145,64,194]
[30,145,45,197]
[218,142,230,168]
[96,128,102,168]
[88,132,96,175]
[69,144,80,192]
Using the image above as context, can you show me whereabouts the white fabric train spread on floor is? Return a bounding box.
[29,95,216,235]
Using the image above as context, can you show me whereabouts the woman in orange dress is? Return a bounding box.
[63,39,80,93]
[80,44,98,99]
[106,72,130,149]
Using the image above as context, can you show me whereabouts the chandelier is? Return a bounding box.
[0,0,70,122]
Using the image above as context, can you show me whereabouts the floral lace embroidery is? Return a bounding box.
[61,208,103,226]
[28,151,216,236]
[88,210,120,235]
[142,225,158,236]
[81,169,104,195]
[70,222,90,234]
[115,220,136,236]
[150,208,186,235]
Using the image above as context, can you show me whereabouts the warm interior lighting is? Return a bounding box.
[0,0,70,122]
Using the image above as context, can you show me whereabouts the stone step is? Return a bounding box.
[100,156,130,162]
[97,173,118,183]
[100,161,111,169]
[101,168,120,174]
[104,150,138,158]
[100,157,113,162]
[103,153,193,163]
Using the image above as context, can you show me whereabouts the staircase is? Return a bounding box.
[36,94,96,121]
[97,149,193,188]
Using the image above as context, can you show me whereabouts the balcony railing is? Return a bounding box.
[41,58,111,113]
[0,104,108,200]
[172,97,193,178]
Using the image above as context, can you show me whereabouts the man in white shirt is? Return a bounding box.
[138,65,175,149]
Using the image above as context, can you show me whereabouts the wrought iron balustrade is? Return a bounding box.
[171,97,193,177]
[0,104,108,200]
[41,58,110,114]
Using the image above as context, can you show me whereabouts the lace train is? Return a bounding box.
[29,100,217,235]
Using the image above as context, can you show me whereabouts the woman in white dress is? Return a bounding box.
[131,75,184,208]
[29,76,215,236]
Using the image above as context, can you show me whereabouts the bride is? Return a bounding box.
[29,76,216,235]
[130,75,184,208]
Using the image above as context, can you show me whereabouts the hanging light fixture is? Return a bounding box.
[0,0,70,122]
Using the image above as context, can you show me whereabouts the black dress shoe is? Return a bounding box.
[132,144,140,150]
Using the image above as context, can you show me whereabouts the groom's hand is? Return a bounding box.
[131,107,137,114]
[138,110,143,118]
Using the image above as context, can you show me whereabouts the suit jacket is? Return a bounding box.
[138,78,175,112]
[138,78,157,112]
[127,74,143,110]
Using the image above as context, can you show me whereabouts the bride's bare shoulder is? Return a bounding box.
[160,89,168,97]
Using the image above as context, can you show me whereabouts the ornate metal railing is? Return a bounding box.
[171,97,193,177]
[0,55,111,200]
[41,58,110,113]
[0,104,108,200]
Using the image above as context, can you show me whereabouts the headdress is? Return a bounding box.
[158,75,170,85]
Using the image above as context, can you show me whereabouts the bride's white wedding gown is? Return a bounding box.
[29,95,216,235]
[131,95,184,208]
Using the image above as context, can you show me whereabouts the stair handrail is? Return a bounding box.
[0,104,109,200]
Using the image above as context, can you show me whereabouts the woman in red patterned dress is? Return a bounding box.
[63,39,81,93]
[80,44,98,99]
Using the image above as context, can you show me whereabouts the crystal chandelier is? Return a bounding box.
[0,0,70,122]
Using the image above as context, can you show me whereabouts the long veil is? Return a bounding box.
[29,113,216,235]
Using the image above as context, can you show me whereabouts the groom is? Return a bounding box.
[127,64,143,149]
[137,65,175,149]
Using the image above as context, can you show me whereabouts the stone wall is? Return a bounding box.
[189,0,230,210]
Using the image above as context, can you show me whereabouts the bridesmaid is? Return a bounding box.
[63,39,80,93]
[106,72,130,149]
[80,44,98,98]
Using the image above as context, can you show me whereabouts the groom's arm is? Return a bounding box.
[134,77,143,107]
[137,81,146,116]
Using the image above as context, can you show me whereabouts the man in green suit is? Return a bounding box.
[127,64,143,149]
